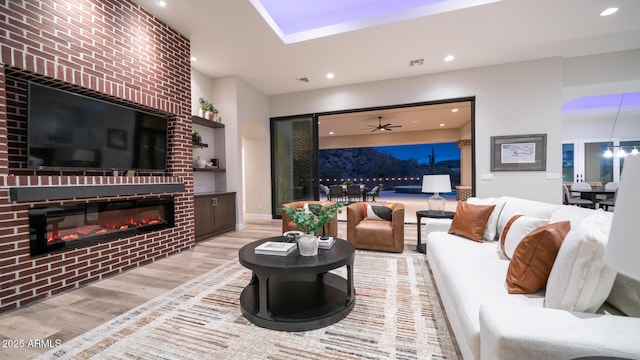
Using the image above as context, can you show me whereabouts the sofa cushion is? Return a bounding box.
[467,197,506,242]
[545,210,617,313]
[496,197,559,240]
[499,215,550,259]
[506,221,571,294]
[448,201,496,242]
[363,204,393,221]
[548,204,595,227]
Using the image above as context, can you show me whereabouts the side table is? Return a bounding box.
[416,210,455,253]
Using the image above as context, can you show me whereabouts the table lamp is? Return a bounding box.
[604,155,640,281]
[421,175,451,214]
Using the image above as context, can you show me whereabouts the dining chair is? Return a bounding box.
[599,189,617,211]
[563,184,594,208]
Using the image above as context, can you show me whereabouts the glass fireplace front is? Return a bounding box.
[29,198,174,256]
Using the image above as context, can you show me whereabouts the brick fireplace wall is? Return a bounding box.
[0,0,194,312]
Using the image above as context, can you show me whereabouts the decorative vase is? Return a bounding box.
[297,233,318,256]
[195,156,206,169]
[205,111,215,121]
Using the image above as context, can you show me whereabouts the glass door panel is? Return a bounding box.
[562,143,575,183]
[584,141,613,184]
[270,115,318,218]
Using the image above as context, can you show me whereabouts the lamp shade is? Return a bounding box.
[604,155,640,281]
[421,175,451,193]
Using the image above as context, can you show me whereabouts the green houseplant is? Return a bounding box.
[284,202,343,256]
[284,203,342,236]
[198,97,218,120]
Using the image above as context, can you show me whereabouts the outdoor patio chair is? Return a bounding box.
[328,185,345,202]
[365,184,382,202]
[346,184,362,203]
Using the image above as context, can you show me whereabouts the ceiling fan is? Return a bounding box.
[364,116,402,132]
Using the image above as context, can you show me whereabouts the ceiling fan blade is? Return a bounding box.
[387,125,402,128]
[382,123,392,127]
[370,128,379,132]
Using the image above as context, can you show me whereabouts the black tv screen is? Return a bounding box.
[27,83,168,171]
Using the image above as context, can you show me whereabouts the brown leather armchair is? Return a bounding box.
[281,201,338,237]
[346,202,404,253]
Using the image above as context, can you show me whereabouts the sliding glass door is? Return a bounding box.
[270,115,319,218]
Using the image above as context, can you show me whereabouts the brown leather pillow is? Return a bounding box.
[506,221,571,294]
[448,201,496,242]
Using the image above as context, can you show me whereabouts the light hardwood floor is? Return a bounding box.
[0,219,423,359]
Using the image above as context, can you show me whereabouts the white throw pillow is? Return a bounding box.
[467,197,506,242]
[498,215,549,259]
[545,210,617,313]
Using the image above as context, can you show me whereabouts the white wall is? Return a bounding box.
[192,69,272,225]
[271,58,564,203]
[193,49,640,219]
[562,49,640,142]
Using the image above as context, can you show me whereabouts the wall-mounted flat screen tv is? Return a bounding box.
[27,82,169,171]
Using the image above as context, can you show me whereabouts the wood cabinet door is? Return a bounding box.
[213,193,236,231]
[194,195,215,238]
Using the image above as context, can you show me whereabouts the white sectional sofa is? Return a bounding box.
[425,196,640,360]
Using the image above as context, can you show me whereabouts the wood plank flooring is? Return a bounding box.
[0,220,422,359]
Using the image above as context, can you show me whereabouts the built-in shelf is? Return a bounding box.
[193,141,209,148]
[193,168,225,172]
[192,115,224,129]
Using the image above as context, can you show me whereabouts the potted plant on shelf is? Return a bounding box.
[284,202,343,256]
[198,97,218,121]
[192,130,202,145]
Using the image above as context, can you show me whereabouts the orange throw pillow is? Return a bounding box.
[506,221,571,294]
[448,201,496,242]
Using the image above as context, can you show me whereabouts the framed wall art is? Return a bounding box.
[490,133,547,171]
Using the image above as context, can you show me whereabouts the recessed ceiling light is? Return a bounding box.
[439,123,445,127]
[190,56,197,62]
[157,0,167,7]
[329,131,335,135]
[451,108,459,112]
[444,55,455,62]
[326,72,335,79]
[600,7,618,16]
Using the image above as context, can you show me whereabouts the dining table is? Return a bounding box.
[570,186,616,206]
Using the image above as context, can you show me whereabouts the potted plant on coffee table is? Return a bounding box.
[284,202,342,256]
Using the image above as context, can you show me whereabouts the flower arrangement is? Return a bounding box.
[284,202,343,235]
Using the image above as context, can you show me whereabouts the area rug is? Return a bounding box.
[39,251,458,359]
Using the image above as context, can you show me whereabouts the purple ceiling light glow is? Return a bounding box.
[563,92,640,112]
[249,0,502,44]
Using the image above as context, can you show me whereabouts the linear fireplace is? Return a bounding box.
[29,198,175,256]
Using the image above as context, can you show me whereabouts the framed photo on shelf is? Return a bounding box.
[490,133,547,171]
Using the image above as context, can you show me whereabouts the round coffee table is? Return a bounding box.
[238,236,356,331]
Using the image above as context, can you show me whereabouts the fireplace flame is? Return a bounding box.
[46,216,165,245]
